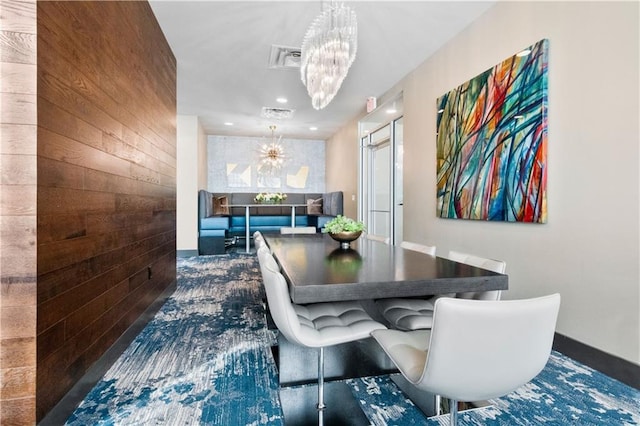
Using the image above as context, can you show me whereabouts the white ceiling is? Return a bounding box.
[148,1,495,140]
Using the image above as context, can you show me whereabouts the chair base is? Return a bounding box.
[279,381,370,426]
[389,374,488,419]
[275,335,397,386]
[390,373,440,416]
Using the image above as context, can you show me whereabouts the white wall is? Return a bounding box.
[176,115,207,252]
[197,119,208,191]
[328,1,639,363]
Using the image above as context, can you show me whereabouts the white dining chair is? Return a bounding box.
[257,247,386,425]
[371,294,561,426]
[280,226,316,234]
[400,241,436,256]
[375,250,506,331]
[253,231,269,252]
[366,233,390,244]
[448,250,505,300]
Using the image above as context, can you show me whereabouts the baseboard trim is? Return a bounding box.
[553,333,639,390]
[177,249,199,258]
[39,280,177,425]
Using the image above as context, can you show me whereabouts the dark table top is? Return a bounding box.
[264,233,508,304]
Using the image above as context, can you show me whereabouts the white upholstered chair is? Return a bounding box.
[280,226,316,234]
[372,294,561,425]
[257,247,386,424]
[376,250,506,331]
[253,231,268,252]
[399,241,436,256]
[365,233,390,244]
[374,242,436,331]
[448,250,505,300]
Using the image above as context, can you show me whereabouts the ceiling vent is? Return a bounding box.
[268,45,301,69]
[261,107,295,120]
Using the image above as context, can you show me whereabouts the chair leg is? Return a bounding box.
[317,347,326,425]
[449,398,458,425]
[435,394,442,415]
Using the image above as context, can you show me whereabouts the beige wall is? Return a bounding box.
[327,1,639,363]
[326,122,360,218]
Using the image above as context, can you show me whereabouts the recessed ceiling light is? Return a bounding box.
[276,97,288,104]
[516,49,531,57]
[309,126,318,131]
[224,122,234,126]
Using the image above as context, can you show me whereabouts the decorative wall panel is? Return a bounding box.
[35,2,176,419]
[209,135,325,193]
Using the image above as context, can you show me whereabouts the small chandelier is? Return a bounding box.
[300,1,357,110]
[258,125,286,175]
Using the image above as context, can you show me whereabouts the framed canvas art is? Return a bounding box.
[436,39,548,223]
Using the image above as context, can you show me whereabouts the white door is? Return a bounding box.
[358,95,403,244]
[368,126,392,238]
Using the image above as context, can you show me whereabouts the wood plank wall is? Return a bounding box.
[0,0,38,424]
[35,1,176,420]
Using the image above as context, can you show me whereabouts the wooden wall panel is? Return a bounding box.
[35,1,177,420]
[0,0,38,424]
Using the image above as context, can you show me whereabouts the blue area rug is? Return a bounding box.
[67,254,282,425]
[67,254,640,425]
[347,352,640,425]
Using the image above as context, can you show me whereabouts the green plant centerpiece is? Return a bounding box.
[322,215,365,249]
[254,192,287,204]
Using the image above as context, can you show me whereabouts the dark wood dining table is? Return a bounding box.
[264,233,508,304]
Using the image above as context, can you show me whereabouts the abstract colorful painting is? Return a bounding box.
[436,39,548,223]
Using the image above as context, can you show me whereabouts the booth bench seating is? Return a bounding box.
[198,190,344,255]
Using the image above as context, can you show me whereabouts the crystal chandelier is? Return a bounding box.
[258,125,286,175]
[300,1,357,110]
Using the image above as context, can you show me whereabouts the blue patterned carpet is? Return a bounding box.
[67,254,640,425]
